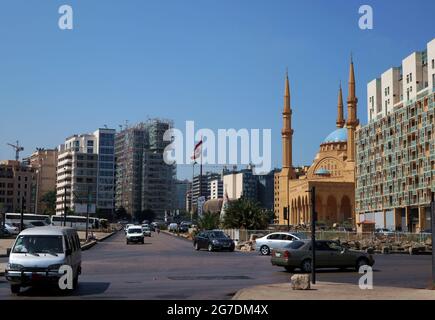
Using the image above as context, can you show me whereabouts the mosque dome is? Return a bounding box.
[323,128,347,144]
[314,168,331,176]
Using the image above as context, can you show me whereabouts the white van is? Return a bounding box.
[5,226,82,294]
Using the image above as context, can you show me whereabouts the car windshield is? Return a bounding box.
[12,235,64,254]
[285,241,306,250]
[208,231,228,239]
[128,228,142,234]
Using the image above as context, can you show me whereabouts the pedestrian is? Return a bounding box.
[156,227,160,235]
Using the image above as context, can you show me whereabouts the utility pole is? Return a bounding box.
[63,185,68,227]
[307,186,317,284]
[20,196,25,231]
[85,187,91,242]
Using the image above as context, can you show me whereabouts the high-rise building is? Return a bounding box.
[356,38,435,232]
[115,119,176,218]
[25,149,58,214]
[0,160,36,214]
[209,179,223,200]
[191,172,221,206]
[56,128,116,216]
[174,179,191,212]
[223,167,258,201]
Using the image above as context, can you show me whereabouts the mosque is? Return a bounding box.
[276,59,360,227]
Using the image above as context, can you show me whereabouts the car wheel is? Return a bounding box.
[260,245,270,256]
[229,246,235,252]
[194,242,200,251]
[301,259,312,273]
[208,244,214,252]
[284,266,295,273]
[355,258,369,272]
[126,240,129,245]
[10,284,20,294]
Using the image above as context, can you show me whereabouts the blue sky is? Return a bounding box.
[0,0,434,180]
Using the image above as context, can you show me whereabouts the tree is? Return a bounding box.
[40,191,56,215]
[222,198,270,230]
[115,206,129,221]
[135,209,156,224]
[198,212,220,230]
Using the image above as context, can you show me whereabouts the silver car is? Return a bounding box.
[5,226,82,294]
[255,232,308,255]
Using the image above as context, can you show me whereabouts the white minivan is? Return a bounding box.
[5,226,82,294]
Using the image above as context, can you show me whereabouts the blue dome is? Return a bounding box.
[314,168,330,176]
[323,128,347,143]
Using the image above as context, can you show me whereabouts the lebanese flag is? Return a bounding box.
[191,140,203,160]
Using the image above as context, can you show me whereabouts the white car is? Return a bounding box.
[142,225,151,237]
[126,226,144,244]
[168,223,178,232]
[4,223,19,235]
[255,232,308,255]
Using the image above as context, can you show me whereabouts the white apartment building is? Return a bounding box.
[56,128,115,216]
[209,179,223,200]
[368,38,435,122]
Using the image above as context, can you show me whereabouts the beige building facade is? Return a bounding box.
[0,160,36,214]
[26,149,58,214]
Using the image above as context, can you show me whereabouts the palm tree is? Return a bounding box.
[198,212,220,230]
[222,197,269,230]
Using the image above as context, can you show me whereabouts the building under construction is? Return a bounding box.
[115,119,176,219]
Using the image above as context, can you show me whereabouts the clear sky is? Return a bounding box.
[0,0,434,180]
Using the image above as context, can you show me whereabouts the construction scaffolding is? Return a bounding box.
[115,119,176,219]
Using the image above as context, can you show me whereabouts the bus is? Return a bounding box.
[51,215,99,231]
[5,213,51,227]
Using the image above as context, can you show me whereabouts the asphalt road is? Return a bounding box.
[0,231,433,299]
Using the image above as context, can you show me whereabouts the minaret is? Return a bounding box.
[279,70,294,225]
[346,55,359,161]
[336,82,345,128]
[281,70,293,169]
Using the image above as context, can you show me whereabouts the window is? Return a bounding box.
[267,234,280,240]
[432,59,435,69]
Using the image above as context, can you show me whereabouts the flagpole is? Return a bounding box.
[199,135,203,202]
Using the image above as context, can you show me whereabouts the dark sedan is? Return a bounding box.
[271,240,375,273]
[194,230,235,252]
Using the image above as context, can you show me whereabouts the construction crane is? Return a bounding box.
[7,141,24,162]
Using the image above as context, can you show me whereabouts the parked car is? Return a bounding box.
[168,223,179,232]
[255,232,308,256]
[194,230,235,252]
[126,226,145,244]
[271,240,375,273]
[0,226,12,237]
[5,226,82,294]
[179,223,189,233]
[375,228,395,236]
[142,225,152,237]
[4,223,19,235]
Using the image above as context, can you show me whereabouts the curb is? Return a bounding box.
[161,230,193,242]
[81,230,118,251]
[97,230,118,242]
[81,240,98,251]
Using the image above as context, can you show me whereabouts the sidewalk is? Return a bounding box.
[233,281,435,300]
